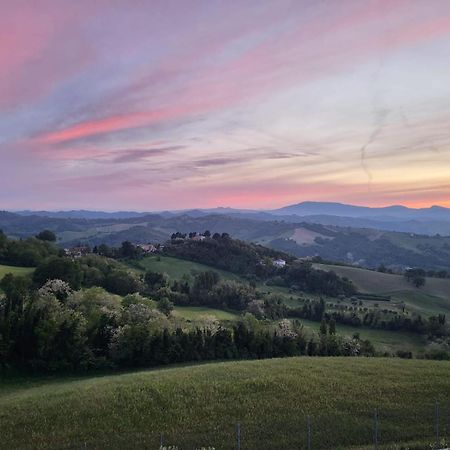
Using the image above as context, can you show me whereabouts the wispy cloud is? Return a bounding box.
[112,146,185,164]
[1,0,450,210]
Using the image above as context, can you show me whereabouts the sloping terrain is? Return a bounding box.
[3,210,450,271]
[130,255,435,353]
[129,254,243,282]
[275,225,450,270]
[1,358,449,450]
[315,263,450,316]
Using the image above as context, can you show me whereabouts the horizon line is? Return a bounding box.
[4,201,450,214]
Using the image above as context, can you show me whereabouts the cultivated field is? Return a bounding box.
[1,358,449,449]
[297,318,426,354]
[315,263,450,316]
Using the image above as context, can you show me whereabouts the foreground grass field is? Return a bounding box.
[1,358,449,449]
[0,264,34,279]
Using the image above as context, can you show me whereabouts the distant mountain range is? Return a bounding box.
[14,210,149,220]
[13,201,450,220]
[12,201,450,236]
[271,201,450,220]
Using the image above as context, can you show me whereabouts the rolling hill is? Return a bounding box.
[129,254,243,282]
[129,254,440,354]
[315,263,450,317]
[3,209,450,271]
[1,358,449,450]
[272,201,450,220]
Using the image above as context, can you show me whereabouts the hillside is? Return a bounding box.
[315,263,450,317]
[128,254,432,354]
[1,358,449,450]
[1,231,447,358]
[130,254,243,282]
[272,201,450,220]
[272,225,450,271]
[3,210,450,271]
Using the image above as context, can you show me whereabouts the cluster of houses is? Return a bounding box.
[64,246,90,258]
[64,242,164,258]
[63,235,287,269]
[170,231,209,241]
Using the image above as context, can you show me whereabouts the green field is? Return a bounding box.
[1,358,449,449]
[0,264,34,279]
[130,257,443,354]
[315,263,450,316]
[173,306,240,321]
[130,255,243,282]
[297,318,426,354]
[131,254,292,307]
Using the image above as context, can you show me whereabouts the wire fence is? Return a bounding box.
[8,400,450,450]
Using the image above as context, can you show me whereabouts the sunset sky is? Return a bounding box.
[1,0,450,211]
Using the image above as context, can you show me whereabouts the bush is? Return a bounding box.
[104,270,142,296]
[34,257,83,289]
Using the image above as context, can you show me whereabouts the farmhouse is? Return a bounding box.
[137,243,157,254]
[273,258,286,268]
[65,246,90,258]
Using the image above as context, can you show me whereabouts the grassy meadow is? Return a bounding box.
[173,305,240,321]
[0,264,34,279]
[128,256,441,355]
[315,263,450,316]
[297,318,426,354]
[130,254,243,282]
[1,358,449,449]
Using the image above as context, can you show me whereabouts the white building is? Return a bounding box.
[273,259,286,268]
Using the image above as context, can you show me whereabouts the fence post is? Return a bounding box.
[373,409,379,450]
[236,422,241,450]
[307,415,311,450]
[160,433,164,449]
[435,400,440,449]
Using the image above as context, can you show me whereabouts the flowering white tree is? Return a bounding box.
[38,279,73,302]
[275,319,298,338]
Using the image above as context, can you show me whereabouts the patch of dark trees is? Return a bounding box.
[0,230,59,267]
[164,233,355,297]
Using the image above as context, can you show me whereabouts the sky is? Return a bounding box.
[1,0,450,211]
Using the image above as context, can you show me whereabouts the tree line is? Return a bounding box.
[0,275,375,373]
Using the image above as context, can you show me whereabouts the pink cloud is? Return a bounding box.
[3,1,450,211]
[30,0,450,148]
[0,2,98,110]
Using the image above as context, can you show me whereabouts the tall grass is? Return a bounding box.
[1,358,449,449]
